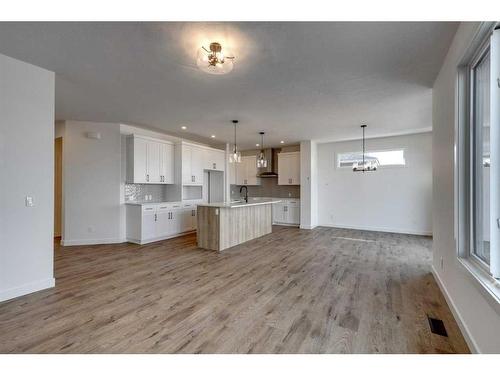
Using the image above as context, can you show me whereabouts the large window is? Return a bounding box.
[457,24,500,284]
[471,48,491,265]
[337,149,406,169]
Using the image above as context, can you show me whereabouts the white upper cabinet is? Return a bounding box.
[182,144,204,185]
[127,135,174,184]
[278,151,300,185]
[182,143,225,185]
[236,155,260,185]
[205,148,225,171]
[147,141,161,183]
[160,143,174,184]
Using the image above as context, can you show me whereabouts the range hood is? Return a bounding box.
[257,148,279,177]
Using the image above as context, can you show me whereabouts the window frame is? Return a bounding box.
[335,148,407,170]
[468,42,491,269]
[455,22,500,308]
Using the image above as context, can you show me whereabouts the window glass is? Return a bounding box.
[472,50,490,265]
[338,149,405,168]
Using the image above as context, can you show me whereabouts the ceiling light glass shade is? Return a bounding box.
[257,150,267,168]
[229,149,241,163]
[196,45,234,75]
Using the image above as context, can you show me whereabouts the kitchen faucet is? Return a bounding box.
[239,185,248,203]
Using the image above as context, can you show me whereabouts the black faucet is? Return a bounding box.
[239,185,248,203]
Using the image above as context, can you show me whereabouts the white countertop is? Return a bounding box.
[197,198,282,209]
[125,200,201,206]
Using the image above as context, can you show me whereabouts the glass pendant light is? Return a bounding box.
[257,132,268,168]
[229,120,241,163]
[353,124,377,172]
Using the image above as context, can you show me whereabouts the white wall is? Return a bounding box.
[432,22,500,353]
[317,132,432,235]
[0,53,55,301]
[61,121,122,245]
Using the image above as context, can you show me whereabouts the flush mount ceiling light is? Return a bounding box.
[353,124,377,172]
[229,120,241,163]
[197,42,235,75]
[257,132,268,168]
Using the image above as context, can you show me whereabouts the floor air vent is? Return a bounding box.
[427,316,448,337]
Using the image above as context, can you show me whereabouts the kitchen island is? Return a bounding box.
[197,198,281,251]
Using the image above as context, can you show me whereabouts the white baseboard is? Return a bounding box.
[0,277,55,303]
[320,223,432,236]
[431,265,479,353]
[299,224,317,230]
[61,237,126,246]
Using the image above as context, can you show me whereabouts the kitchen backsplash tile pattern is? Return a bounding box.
[230,177,300,200]
[124,184,167,202]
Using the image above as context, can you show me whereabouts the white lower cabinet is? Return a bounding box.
[272,199,300,226]
[126,202,197,244]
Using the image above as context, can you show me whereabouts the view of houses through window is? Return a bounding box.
[337,149,406,169]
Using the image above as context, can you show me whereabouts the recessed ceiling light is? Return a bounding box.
[280,140,285,144]
[181,126,187,130]
[256,143,260,147]
[211,135,216,138]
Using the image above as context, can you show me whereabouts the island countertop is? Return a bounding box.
[196,198,282,209]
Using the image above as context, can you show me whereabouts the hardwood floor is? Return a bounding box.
[0,226,469,353]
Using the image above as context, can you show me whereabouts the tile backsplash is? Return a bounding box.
[124,184,166,202]
[230,177,300,200]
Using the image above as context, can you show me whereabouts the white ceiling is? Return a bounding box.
[0,22,458,149]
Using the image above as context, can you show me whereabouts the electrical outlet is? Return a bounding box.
[25,196,34,207]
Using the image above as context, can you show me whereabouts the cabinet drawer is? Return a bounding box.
[142,205,157,213]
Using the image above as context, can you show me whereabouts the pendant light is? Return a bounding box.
[229,120,242,163]
[256,132,268,168]
[353,124,377,172]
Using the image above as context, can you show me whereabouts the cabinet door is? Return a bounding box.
[170,209,182,234]
[289,153,300,185]
[235,159,246,185]
[191,208,197,230]
[141,209,157,240]
[160,143,174,184]
[287,205,300,225]
[191,146,205,185]
[228,162,237,185]
[133,137,148,183]
[211,150,225,171]
[245,156,257,185]
[147,141,161,183]
[156,208,171,237]
[182,145,192,185]
[278,154,290,185]
[180,208,192,232]
[272,204,282,223]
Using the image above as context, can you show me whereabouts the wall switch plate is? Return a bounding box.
[25,196,34,207]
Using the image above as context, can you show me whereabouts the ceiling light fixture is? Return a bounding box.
[257,132,268,168]
[197,42,235,75]
[181,126,187,130]
[211,135,216,138]
[280,140,285,144]
[229,120,241,163]
[353,124,377,172]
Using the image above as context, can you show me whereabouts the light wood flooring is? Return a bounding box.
[0,226,469,353]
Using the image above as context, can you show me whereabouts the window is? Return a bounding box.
[471,48,491,265]
[457,24,500,286]
[337,149,406,169]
